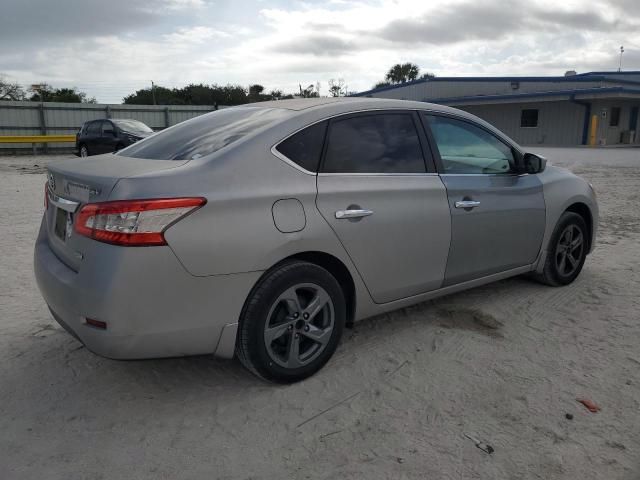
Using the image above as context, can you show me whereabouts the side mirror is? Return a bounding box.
[104,128,116,137]
[522,152,547,174]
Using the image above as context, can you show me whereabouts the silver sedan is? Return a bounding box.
[34,98,598,383]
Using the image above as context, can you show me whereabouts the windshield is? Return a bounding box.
[113,119,153,134]
[117,107,290,160]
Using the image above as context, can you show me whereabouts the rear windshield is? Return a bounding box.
[117,107,289,160]
[113,119,153,134]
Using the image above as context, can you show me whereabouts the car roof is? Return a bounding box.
[84,118,146,123]
[242,97,465,116]
[238,97,522,153]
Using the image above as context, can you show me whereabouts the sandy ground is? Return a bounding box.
[0,148,639,479]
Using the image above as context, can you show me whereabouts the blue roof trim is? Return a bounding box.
[424,86,640,105]
[352,71,640,97]
[579,71,640,76]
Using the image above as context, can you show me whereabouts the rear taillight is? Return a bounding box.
[74,197,206,246]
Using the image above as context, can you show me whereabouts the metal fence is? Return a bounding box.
[0,101,218,153]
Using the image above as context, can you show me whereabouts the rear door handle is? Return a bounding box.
[455,200,481,209]
[335,209,373,219]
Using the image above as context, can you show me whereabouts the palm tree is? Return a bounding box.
[385,63,420,84]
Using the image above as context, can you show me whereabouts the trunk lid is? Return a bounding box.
[45,154,189,271]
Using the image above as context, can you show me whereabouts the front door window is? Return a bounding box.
[425,115,514,174]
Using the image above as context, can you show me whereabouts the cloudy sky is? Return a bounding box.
[1,0,638,102]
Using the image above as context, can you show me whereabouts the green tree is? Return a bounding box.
[28,84,96,103]
[373,81,392,89]
[385,62,420,84]
[123,86,184,105]
[178,83,218,105]
[248,84,265,101]
[299,83,319,98]
[0,75,26,100]
[328,78,345,97]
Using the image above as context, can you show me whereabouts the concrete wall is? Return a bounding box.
[0,101,217,152]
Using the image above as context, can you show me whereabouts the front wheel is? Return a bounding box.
[236,261,346,383]
[534,212,588,286]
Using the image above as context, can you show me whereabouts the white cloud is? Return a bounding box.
[164,0,206,10]
[2,0,639,102]
[163,26,231,43]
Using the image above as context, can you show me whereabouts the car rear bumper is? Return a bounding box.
[33,219,260,360]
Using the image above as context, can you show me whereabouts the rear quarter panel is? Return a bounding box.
[109,129,376,317]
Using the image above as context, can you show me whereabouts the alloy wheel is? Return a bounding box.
[263,283,335,369]
[555,224,584,277]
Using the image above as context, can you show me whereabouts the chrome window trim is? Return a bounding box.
[271,107,451,176]
[439,173,529,177]
[270,145,317,176]
[318,172,438,177]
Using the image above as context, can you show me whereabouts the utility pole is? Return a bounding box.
[619,46,625,72]
[151,80,156,105]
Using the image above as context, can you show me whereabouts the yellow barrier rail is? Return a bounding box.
[0,135,76,143]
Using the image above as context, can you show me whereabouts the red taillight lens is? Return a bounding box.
[74,197,206,246]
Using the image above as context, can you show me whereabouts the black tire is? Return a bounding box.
[533,212,589,286]
[236,261,346,383]
[79,144,89,158]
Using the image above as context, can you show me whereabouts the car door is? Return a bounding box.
[423,113,545,286]
[315,111,451,304]
[99,120,118,153]
[84,120,101,153]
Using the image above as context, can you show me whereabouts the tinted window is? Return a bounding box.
[113,119,153,134]
[323,114,425,173]
[118,107,290,160]
[276,121,327,172]
[521,109,539,127]
[86,121,102,135]
[426,115,514,174]
[101,121,114,135]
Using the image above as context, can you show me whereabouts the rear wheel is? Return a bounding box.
[79,144,89,158]
[236,261,346,383]
[534,212,588,286]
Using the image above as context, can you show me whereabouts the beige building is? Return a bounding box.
[353,71,640,146]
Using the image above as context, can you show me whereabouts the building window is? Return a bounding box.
[610,107,621,127]
[521,109,539,128]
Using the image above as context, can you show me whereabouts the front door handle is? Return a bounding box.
[455,200,481,209]
[335,209,373,219]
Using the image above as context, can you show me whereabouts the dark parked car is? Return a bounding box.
[76,119,154,157]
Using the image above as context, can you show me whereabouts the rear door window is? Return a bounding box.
[275,121,327,172]
[118,107,290,160]
[322,113,426,173]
